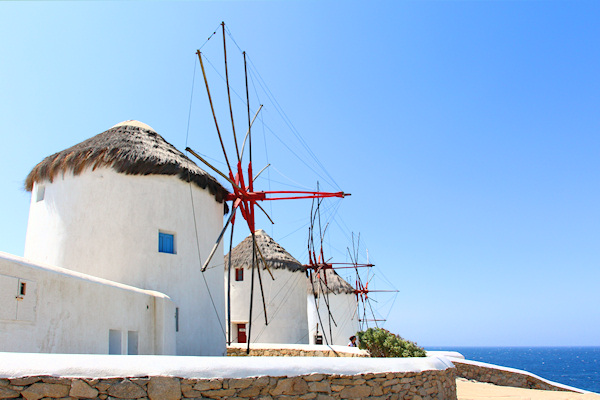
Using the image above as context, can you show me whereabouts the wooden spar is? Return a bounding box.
[186,147,243,193]
[255,249,269,326]
[240,105,263,160]
[253,163,270,182]
[244,51,251,165]
[243,48,255,355]
[201,208,236,272]
[196,50,232,173]
[254,240,274,280]
[255,202,274,225]
[227,220,235,345]
[221,22,241,162]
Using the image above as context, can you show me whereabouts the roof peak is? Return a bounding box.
[110,120,155,132]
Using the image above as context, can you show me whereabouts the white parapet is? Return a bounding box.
[228,342,369,357]
[0,352,455,379]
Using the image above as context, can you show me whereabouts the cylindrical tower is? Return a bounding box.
[307,268,360,346]
[24,120,229,356]
[225,230,309,345]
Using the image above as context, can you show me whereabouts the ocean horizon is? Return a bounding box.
[426,346,600,394]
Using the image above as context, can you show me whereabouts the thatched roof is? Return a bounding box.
[225,229,304,272]
[307,268,355,295]
[25,121,229,212]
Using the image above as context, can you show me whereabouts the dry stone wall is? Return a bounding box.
[227,347,367,357]
[453,360,576,392]
[0,369,456,399]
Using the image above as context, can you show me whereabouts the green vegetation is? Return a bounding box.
[357,328,427,358]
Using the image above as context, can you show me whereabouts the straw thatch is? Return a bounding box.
[225,229,304,272]
[24,121,229,212]
[307,268,355,295]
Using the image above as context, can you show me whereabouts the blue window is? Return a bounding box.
[159,232,175,254]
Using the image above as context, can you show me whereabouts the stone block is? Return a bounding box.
[315,395,334,400]
[371,384,384,396]
[339,385,371,398]
[41,377,71,385]
[254,377,270,387]
[107,379,147,399]
[200,388,236,398]
[70,379,99,398]
[330,385,344,392]
[193,380,222,391]
[382,378,399,387]
[181,385,203,398]
[130,378,150,387]
[302,374,324,382]
[0,386,19,399]
[308,381,330,393]
[228,378,253,389]
[147,377,180,400]
[269,377,308,396]
[20,383,69,400]
[95,382,111,393]
[237,385,261,397]
[9,377,40,386]
[330,378,353,386]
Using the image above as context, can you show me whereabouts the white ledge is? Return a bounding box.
[0,352,454,379]
[228,342,368,356]
[452,358,590,394]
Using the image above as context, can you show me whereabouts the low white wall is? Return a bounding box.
[227,342,369,357]
[0,352,455,379]
[0,252,176,355]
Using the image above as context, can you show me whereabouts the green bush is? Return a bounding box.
[357,328,426,358]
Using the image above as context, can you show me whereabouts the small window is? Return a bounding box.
[109,329,122,355]
[19,282,26,296]
[235,268,244,281]
[127,331,138,355]
[159,232,175,254]
[36,185,45,202]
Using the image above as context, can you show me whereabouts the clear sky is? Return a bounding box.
[1,1,599,347]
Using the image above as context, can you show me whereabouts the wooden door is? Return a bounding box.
[237,324,247,343]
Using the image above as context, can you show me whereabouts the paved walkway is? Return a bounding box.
[457,379,600,400]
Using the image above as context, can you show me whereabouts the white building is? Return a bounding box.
[1,120,229,356]
[307,268,360,346]
[225,230,309,345]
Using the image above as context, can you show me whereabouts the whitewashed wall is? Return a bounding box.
[0,252,176,355]
[24,168,226,356]
[307,291,360,346]
[228,267,309,345]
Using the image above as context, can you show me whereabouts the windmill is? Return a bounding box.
[345,233,399,331]
[305,194,399,344]
[186,22,349,354]
[305,189,372,346]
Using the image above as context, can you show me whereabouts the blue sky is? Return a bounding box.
[1,1,599,347]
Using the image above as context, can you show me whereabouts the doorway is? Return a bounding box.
[237,323,247,343]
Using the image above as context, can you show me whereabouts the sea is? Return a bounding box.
[426,346,600,394]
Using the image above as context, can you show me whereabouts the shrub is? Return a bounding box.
[357,327,426,358]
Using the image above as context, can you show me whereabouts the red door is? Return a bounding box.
[237,324,247,343]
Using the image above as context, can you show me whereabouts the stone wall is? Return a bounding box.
[0,370,457,399]
[453,360,576,392]
[227,346,368,358]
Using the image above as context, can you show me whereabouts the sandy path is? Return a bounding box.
[457,379,600,400]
